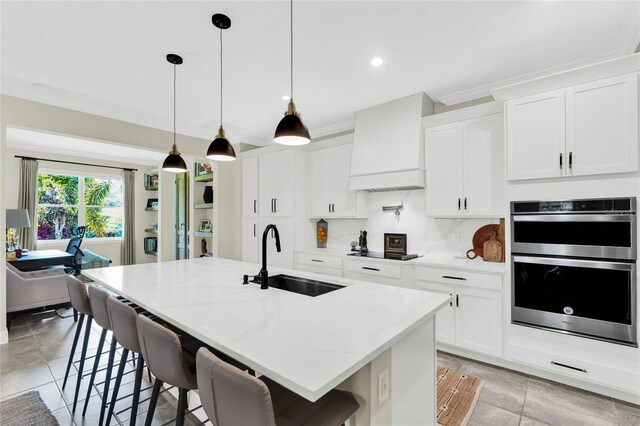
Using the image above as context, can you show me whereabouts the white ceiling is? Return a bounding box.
[1,1,638,146]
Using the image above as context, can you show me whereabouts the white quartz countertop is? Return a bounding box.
[296,248,507,274]
[83,257,450,402]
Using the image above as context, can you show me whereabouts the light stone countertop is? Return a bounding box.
[83,257,450,402]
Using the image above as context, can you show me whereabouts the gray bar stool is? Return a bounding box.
[196,347,360,426]
[63,276,94,414]
[84,285,118,424]
[104,296,146,426]
[136,315,197,426]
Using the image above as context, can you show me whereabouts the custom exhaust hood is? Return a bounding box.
[349,93,433,192]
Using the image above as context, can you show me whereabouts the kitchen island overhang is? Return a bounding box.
[84,257,451,425]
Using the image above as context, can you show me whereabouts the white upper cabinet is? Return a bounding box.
[310,144,367,218]
[566,73,638,177]
[506,73,639,181]
[425,111,504,217]
[506,89,566,181]
[259,150,294,217]
[241,219,259,264]
[242,156,259,217]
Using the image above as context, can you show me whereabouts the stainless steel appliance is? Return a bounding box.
[511,198,637,346]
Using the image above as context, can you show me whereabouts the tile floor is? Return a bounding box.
[1,310,639,426]
[438,352,640,426]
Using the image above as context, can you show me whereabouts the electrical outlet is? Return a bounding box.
[451,232,460,244]
[378,368,390,405]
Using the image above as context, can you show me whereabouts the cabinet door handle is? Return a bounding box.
[311,259,324,263]
[332,204,335,212]
[271,199,274,212]
[253,200,257,213]
[442,275,466,281]
[569,152,573,170]
[458,198,461,210]
[456,294,459,307]
[464,198,467,210]
[362,266,380,272]
[449,293,453,307]
[253,224,256,237]
[551,361,586,373]
[559,153,563,169]
[274,198,277,213]
[329,203,331,213]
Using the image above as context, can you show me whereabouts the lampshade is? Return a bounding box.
[6,209,31,228]
[207,126,236,161]
[274,104,311,146]
[162,152,188,173]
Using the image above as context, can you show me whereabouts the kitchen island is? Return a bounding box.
[83,257,450,425]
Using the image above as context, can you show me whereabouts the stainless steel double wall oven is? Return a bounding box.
[511,198,637,346]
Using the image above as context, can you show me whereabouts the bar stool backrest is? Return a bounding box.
[67,276,91,316]
[196,347,277,426]
[136,315,197,390]
[106,296,140,353]
[88,285,112,331]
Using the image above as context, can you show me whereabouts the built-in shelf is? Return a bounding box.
[144,186,158,191]
[145,207,158,212]
[194,173,213,182]
[144,250,157,256]
[144,229,158,234]
[194,231,213,238]
[194,203,213,210]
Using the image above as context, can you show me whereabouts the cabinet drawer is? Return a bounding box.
[296,263,342,277]
[509,343,639,394]
[296,253,342,269]
[415,266,502,291]
[344,260,402,279]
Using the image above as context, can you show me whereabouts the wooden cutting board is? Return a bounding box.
[466,224,499,260]
[483,234,503,263]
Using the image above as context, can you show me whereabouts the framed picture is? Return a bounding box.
[199,219,211,232]
[195,162,212,176]
[384,233,407,256]
[146,198,158,208]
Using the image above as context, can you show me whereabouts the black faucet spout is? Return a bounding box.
[260,224,281,289]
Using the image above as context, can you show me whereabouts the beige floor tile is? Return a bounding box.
[7,323,31,341]
[519,415,549,425]
[48,356,78,380]
[50,406,74,426]
[468,401,521,426]
[460,362,527,415]
[437,351,464,371]
[55,374,99,407]
[0,363,54,397]
[523,379,617,426]
[0,346,46,373]
[1,381,68,412]
[528,377,614,407]
[617,409,640,426]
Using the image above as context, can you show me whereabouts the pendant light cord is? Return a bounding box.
[290,0,293,100]
[220,27,224,126]
[173,62,177,150]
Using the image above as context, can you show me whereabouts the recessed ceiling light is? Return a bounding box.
[282,95,290,100]
[371,57,383,67]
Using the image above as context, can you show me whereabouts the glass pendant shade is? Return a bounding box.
[274,100,310,146]
[207,126,236,161]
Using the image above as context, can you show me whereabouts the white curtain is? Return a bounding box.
[121,170,136,265]
[18,159,38,251]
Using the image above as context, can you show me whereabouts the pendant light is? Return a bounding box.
[162,54,188,173]
[207,13,236,161]
[274,0,310,145]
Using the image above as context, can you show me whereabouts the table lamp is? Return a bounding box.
[6,209,32,252]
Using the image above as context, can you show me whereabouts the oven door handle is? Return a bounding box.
[513,214,636,223]
[512,255,636,271]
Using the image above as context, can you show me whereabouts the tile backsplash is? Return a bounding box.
[303,189,501,258]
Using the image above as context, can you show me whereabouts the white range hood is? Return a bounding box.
[349,93,433,192]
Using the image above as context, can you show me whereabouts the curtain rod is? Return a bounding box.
[14,156,138,172]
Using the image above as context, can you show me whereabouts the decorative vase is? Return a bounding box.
[316,219,328,248]
[203,186,213,204]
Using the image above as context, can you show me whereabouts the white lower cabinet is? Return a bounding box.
[343,259,403,287]
[414,266,503,357]
[294,253,342,277]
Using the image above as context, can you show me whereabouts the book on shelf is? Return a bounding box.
[144,237,158,253]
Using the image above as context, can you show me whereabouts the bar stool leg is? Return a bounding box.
[128,354,145,426]
[176,389,188,426]
[145,378,163,426]
[82,328,108,416]
[62,313,85,390]
[99,335,118,426]
[105,348,129,426]
[72,316,93,413]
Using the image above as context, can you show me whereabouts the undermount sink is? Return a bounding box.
[251,274,345,297]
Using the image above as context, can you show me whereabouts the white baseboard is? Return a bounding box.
[438,345,640,405]
[0,328,8,345]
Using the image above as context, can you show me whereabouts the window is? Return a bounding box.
[37,172,124,240]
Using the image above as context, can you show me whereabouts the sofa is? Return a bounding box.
[6,263,70,328]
